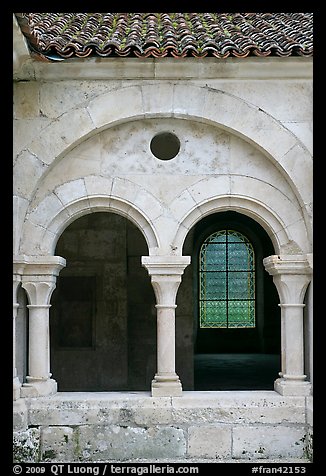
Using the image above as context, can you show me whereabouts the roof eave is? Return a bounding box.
[13,14,33,78]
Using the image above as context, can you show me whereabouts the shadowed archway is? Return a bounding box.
[178,210,281,390]
[50,211,156,391]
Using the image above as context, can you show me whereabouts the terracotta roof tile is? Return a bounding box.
[15,13,313,60]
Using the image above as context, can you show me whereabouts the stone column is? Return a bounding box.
[13,264,24,400]
[16,256,66,397]
[263,254,312,396]
[142,256,191,397]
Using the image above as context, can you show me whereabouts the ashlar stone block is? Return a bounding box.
[87,86,144,129]
[55,179,88,206]
[28,108,94,166]
[77,425,186,461]
[188,425,232,459]
[141,82,174,115]
[14,81,40,119]
[232,425,306,459]
[13,150,48,200]
[84,175,113,196]
[40,426,76,462]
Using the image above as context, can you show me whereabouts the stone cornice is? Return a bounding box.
[13,56,313,82]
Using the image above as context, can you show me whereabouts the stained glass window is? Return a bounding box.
[199,229,255,328]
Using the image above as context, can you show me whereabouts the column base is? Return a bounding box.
[13,376,22,401]
[151,374,183,397]
[20,377,57,397]
[274,377,312,396]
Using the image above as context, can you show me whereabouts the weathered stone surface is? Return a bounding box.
[188,424,232,458]
[232,425,307,459]
[306,396,313,426]
[87,85,143,128]
[28,393,173,426]
[40,426,76,462]
[14,390,313,462]
[13,81,40,119]
[77,425,186,461]
[13,55,313,464]
[13,399,28,431]
[39,80,121,118]
[13,428,40,463]
[171,392,306,424]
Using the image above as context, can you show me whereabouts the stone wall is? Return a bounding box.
[13,57,313,463]
[13,393,312,462]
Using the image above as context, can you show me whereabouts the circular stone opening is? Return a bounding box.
[150,132,181,160]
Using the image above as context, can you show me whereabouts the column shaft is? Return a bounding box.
[281,304,305,379]
[27,305,51,380]
[156,306,177,376]
[13,302,21,400]
[13,272,23,401]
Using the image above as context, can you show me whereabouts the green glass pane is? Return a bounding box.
[228,243,253,271]
[228,271,255,299]
[227,230,249,243]
[200,300,227,328]
[228,300,255,328]
[202,243,226,271]
[201,272,226,300]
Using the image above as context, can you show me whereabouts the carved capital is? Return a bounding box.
[14,255,66,306]
[142,256,190,307]
[263,254,312,305]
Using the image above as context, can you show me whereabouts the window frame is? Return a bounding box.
[192,215,267,353]
[199,228,256,329]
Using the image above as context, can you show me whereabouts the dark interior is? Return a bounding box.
[50,210,281,392]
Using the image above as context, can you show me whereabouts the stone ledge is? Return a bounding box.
[25,391,307,426]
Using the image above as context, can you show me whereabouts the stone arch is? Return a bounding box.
[173,194,295,256]
[18,83,312,257]
[24,83,312,219]
[20,192,160,256]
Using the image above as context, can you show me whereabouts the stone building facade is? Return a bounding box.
[13,13,313,462]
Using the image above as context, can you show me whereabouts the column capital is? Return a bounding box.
[141,256,191,276]
[16,256,66,306]
[21,280,56,307]
[13,255,66,277]
[142,256,190,307]
[263,254,312,305]
[263,254,313,276]
[13,275,21,302]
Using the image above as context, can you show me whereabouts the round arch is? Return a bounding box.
[174,195,293,256]
[20,194,160,256]
[23,83,312,223]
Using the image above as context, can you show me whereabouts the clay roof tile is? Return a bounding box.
[15,12,313,60]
